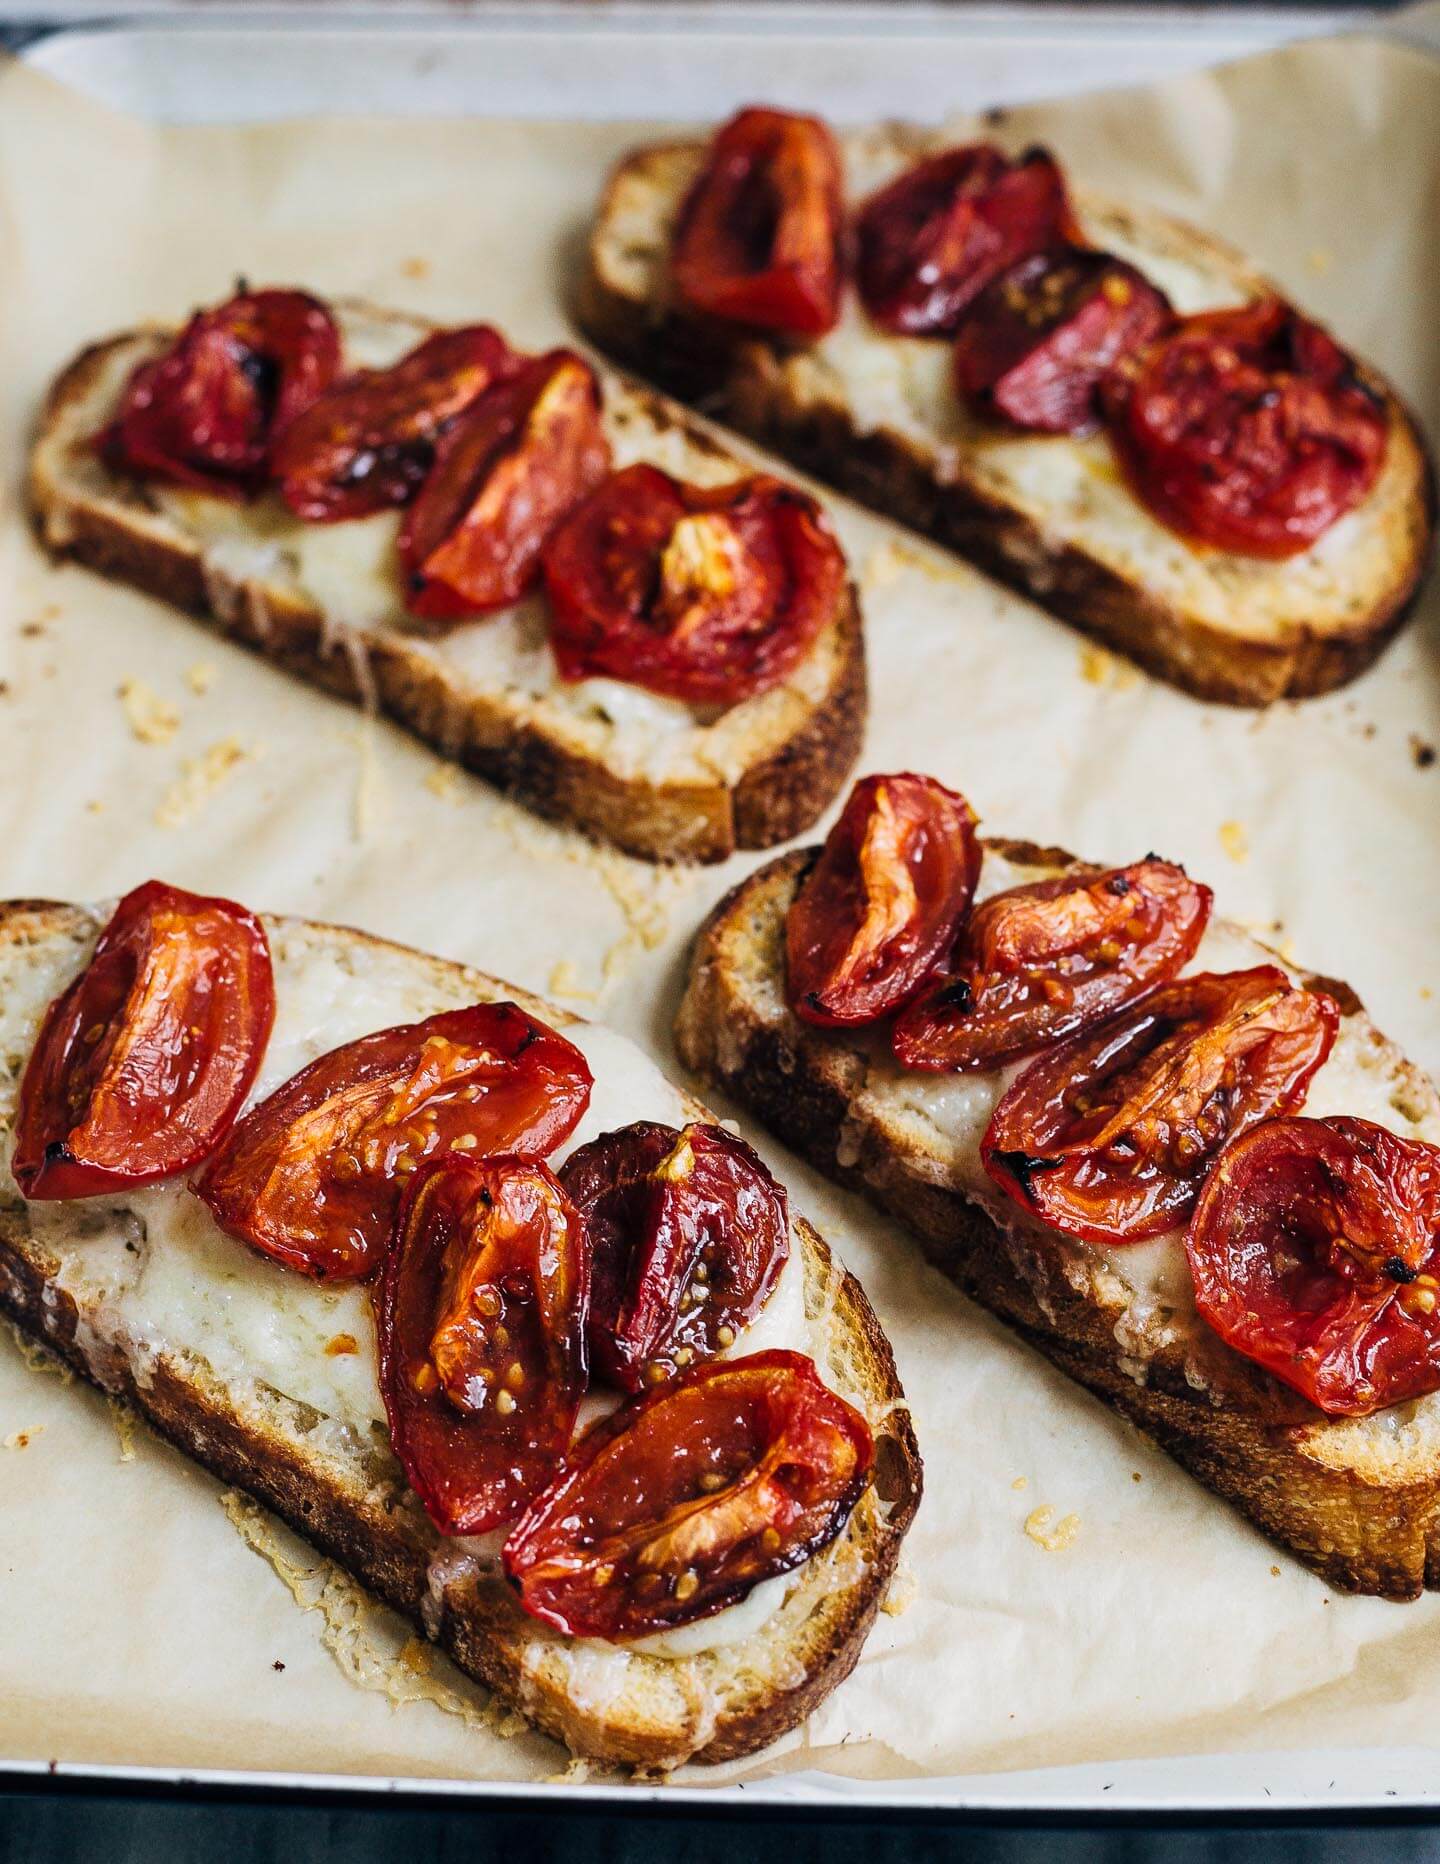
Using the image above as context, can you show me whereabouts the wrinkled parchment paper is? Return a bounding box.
[1,18,1439,1802]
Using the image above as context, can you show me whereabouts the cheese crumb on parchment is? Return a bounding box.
[185,662,217,696]
[1024,1504,1081,1552]
[423,763,463,803]
[107,1397,138,1464]
[3,1426,43,1450]
[1078,644,1140,692]
[1218,820,1250,864]
[156,738,261,829]
[119,677,181,745]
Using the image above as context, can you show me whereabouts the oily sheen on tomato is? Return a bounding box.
[672,107,845,338]
[856,144,1076,337]
[503,1351,873,1641]
[787,774,981,1027]
[1188,1116,1440,1418]
[559,1121,790,1391]
[982,966,1340,1245]
[893,858,1211,1072]
[399,350,612,620]
[105,288,340,496]
[543,464,846,705]
[272,325,518,521]
[953,249,1171,435]
[1102,298,1389,558]
[379,1152,590,1534]
[12,881,275,1201]
[194,1002,592,1280]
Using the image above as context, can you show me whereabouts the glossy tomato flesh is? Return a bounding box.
[953,249,1171,435]
[194,1002,592,1280]
[105,288,340,496]
[12,880,274,1200]
[786,773,981,1027]
[982,966,1340,1244]
[672,107,845,337]
[559,1120,790,1391]
[399,350,612,621]
[503,1350,872,1641]
[379,1152,589,1534]
[272,325,518,521]
[1102,298,1389,558]
[543,462,847,706]
[892,857,1211,1072]
[856,144,1077,337]
[1188,1116,1440,1417]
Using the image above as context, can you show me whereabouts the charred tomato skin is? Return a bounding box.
[543,462,847,706]
[953,248,1171,436]
[378,1151,590,1536]
[787,773,981,1028]
[271,324,519,521]
[1102,297,1389,558]
[12,880,275,1200]
[856,144,1078,338]
[502,1349,874,1642]
[981,966,1340,1246]
[892,857,1212,1073]
[558,1119,790,1391]
[194,1001,592,1282]
[1188,1115,1440,1418]
[105,288,341,497]
[399,349,612,621]
[672,106,846,338]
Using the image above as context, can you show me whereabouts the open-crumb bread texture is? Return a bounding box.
[581,130,1436,706]
[675,844,1440,1599]
[28,303,867,864]
[0,899,920,1768]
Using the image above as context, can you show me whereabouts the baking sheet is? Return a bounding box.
[1,9,1439,1813]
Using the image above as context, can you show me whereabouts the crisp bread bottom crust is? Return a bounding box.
[675,850,1440,1601]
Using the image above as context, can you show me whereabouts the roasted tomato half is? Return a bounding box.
[856,144,1077,338]
[105,288,340,496]
[194,1003,592,1281]
[543,463,847,706]
[787,774,981,1027]
[399,350,612,621]
[1184,1118,1438,1409]
[892,858,1211,1073]
[671,106,845,338]
[12,881,274,1201]
[379,1152,589,1534]
[503,1351,872,1641]
[271,326,518,521]
[982,967,1340,1245]
[1188,1116,1440,1417]
[558,1121,790,1392]
[1103,298,1389,558]
[953,249,1171,435]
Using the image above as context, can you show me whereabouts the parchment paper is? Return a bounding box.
[1,19,1439,1796]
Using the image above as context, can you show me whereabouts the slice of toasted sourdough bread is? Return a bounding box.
[675,842,1440,1599]
[0,900,920,1767]
[29,302,866,864]
[581,130,1436,705]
